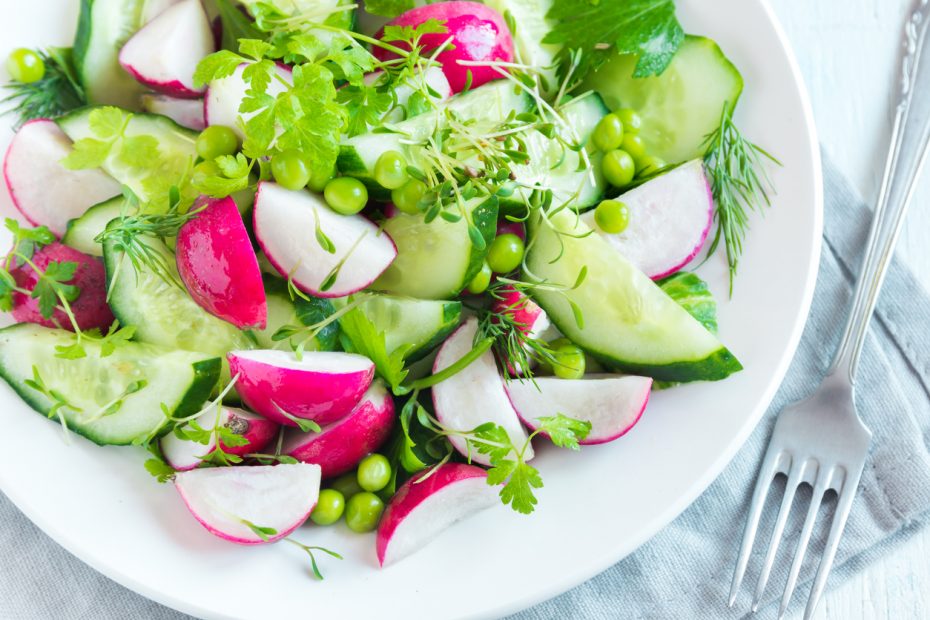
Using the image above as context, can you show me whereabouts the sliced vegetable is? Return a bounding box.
[141,94,206,130]
[250,276,340,351]
[161,406,279,471]
[61,196,127,257]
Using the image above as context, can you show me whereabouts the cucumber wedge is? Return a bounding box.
[249,277,340,351]
[102,225,250,358]
[336,294,462,361]
[57,108,198,205]
[62,196,127,257]
[0,323,220,445]
[373,197,498,299]
[525,210,741,382]
[338,81,534,198]
[582,35,743,164]
[483,0,560,93]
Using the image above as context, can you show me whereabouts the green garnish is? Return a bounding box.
[702,103,780,294]
[1,47,85,127]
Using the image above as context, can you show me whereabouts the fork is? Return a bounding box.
[727,3,930,618]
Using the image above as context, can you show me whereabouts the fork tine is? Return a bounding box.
[728,448,788,607]
[802,468,863,620]
[750,459,809,611]
[777,471,829,620]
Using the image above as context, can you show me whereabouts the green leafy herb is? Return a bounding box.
[362,0,414,18]
[4,218,55,266]
[702,104,780,295]
[544,0,684,81]
[215,0,263,51]
[2,47,85,127]
[284,538,344,580]
[30,260,79,320]
[338,305,410,390]
[242,519,278,542]
[23,365,81,438]
[144,444,177,483]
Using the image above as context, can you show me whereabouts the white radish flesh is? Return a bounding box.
[141,94,206,130]
[161,406,279,471]
[205,64,291,137]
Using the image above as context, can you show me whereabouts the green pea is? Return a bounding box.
[486,233,525,274]
[374,150,409,190]
[271,150,311,190]
[357,453,392,492]
[345,491,385,533]
[467,261,493,294]
[552,342,585,379]
[592,113,624,152]
[196,126,239,161]
[620,134,647,162]
[308,165,335,193]
[324,177,368,215]
[593,199,630,235]
[310,489,345,526]
[391,178,427,215]
[637,156,668,176]
[602,149,636,188]
[330,472,362,499]
[6,49,44,83]
[616,109,642,134]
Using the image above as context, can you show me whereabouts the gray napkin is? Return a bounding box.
[3,152,930,620]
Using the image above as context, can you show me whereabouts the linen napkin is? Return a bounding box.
[3,152,930,620]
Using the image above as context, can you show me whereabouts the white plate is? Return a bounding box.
[0,0,821,618]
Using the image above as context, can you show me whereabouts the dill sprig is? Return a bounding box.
[2,47,85,127]
[702,103,780,295]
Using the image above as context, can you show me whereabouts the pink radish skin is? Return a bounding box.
[227,349,375,426]
[9,243,115,332]
[118,0,215,98]
[161,406,279,471]
[506,375,653,445]
[141,94,206,130]
[253,182,397,298]
[495,220,525,241]
[174,464,321,544]
[205,64,291,137]
[376,463,497,566]
[374,2,515,93]
[176,197,267,329]
[283,382,395,478]
[3,120,121,236]
[432,317,532,465]
[582,160,713,280]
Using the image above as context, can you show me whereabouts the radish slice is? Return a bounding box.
[205,64,291,137]
[581,160,713,280]
[283,381,395,478]
[118,0,215,98]
[376,463,497,566]
[253,182,396,298]
[141,94,206,130]
[161,406,279,471]
[176,197,267,329]
[3,120,121,236]
[9,242,115,332]
[432,317,532,465]
[174,464,321,544]
[506,375,653,444]
[491,285,549,376]
[227,349,375,426]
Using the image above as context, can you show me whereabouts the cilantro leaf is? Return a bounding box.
[60,137,112,170]
[193,50,247,88]
[498,461,543,514]
[543,0,684,79]
[338,305,408,390]
[87,106,127,139]
[30,260,80,320]
[382,19,448,44]
[119,135,160,169]
[534,414,591,450]
[4,218,54,263]
[144,457,177,483]
[363,0,414,18]
[471,422,514,463]
[338,84,395,137]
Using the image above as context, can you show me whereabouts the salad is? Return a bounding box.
[0,0,775,574]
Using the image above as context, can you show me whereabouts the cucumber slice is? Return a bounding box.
[338,81,534,198]
[102,225,250,358]
[525,209,741,382]
[0,323,220,445]
[62,196,127,257]
[249,277,340,351]
[373,197,498,300]
[337,294,462,361]
[74,0,177,108]
[582,36,743,164]
[505,91,608,212]
[57,108,198,204]
[483,0,561,92]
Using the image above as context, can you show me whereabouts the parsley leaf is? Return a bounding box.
[534,414,591,451]
[31,260,80,320]
[4,218,54,264]
[497,461,543,514]
[144,457,177,483]
[543,0,684,80]
[193,49,246,88]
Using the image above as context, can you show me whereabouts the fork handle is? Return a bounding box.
[830,0,930,383]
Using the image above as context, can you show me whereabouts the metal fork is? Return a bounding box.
[727,3,930,618]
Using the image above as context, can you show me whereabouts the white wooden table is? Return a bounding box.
[770,0,930,617]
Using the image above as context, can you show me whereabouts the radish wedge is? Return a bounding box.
[227,349,375,426]
[205,64,291,137]
[161,406,279,471]
[506,375,653,444]
[283,381,395,478]
[581,160,713,280]
[118,0,215,98]
[432,317,532,465]
[174,464,321,544]
[491,286,549,376]
[254,182,396,298]
[141,94,206,130]
[176,197,267,329]
[377,463,497,566]
[3,120,121,236]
